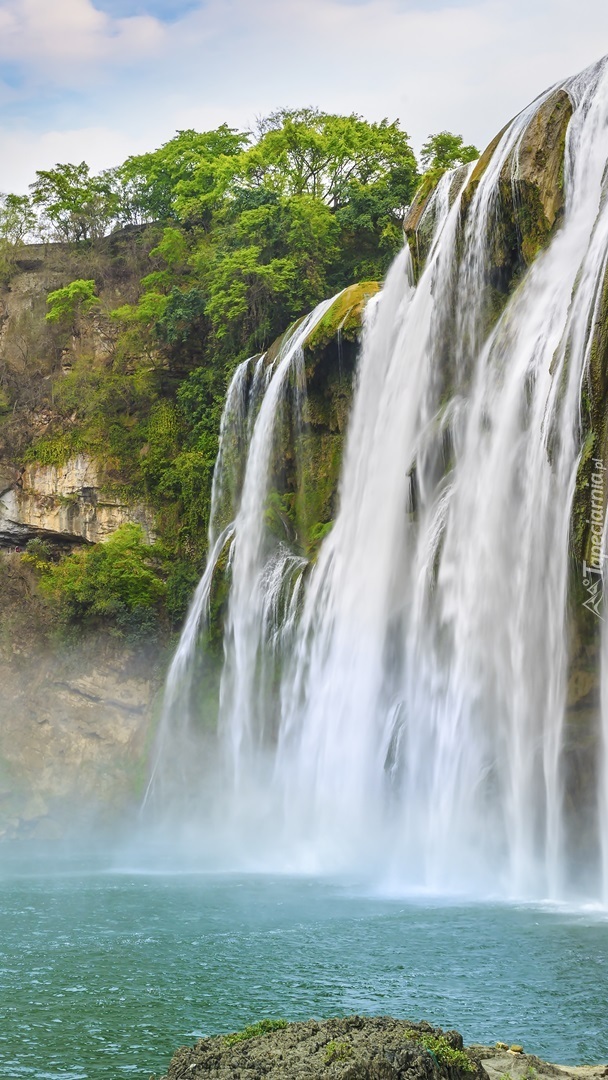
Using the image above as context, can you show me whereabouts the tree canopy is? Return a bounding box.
[30,161,119,242]
[420,131,479,175]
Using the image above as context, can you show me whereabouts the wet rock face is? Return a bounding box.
[160,1018,483,1080]
[404,88,573,287]
[260,282,380,560]
[509,89,572,258]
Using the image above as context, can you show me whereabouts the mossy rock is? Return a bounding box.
[160,1017,482,1080]
[460,89,572,286]
[304,281,380,357]
[295,431,344,556]
[404,168,469,280]
[258,281,379,559]
[403,182,438,276]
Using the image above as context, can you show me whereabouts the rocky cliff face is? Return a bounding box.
[0,234,167,837]
[0,455,155,546]
[0,231,159,549]
[0,231,155,457]
[0,270,375,837]
[0,552,163,839]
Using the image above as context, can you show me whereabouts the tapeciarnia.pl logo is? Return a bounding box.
[582,457,606,620]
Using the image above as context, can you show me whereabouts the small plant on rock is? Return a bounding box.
[324,1040,354,1064]
[404,1029,476,1074]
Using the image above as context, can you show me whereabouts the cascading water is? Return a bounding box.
[145,295,339,820]
[147,58,608,900]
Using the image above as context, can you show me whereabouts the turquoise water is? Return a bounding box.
[1,853,607,1079]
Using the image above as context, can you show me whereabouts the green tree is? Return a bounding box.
[46,279,100,328]
[0,193,37,243]
[0,194,38,284]
[242,109,418,210]
[420,131,479,175]
[30,162,119,241]
[198,194,340,353]
[118,126,248,225]
[179,111,418,355]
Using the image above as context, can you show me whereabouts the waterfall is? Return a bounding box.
[148,57,608,899]
[145,296,339,820]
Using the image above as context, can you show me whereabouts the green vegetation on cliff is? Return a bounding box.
[0,113,477,631]
[35,524,166,632]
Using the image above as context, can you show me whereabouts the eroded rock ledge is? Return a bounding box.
[159,1017,607,1080]
[0,454,155,547]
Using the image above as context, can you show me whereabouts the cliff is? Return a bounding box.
[0,245,375,836]
[0,233,169,837]
[0,551,166,838]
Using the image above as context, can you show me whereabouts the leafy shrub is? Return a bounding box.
[42,524,166,625]
[155,286,207,346]
[404,1029,476,1074]
[46,279,100,325]
[23,538,55,569]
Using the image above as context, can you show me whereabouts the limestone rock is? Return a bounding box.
[0,453,156,545]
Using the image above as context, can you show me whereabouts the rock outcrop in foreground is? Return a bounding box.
[159,1018,608,1080]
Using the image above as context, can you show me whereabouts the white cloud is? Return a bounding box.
[1,0,608,191]
[0,0,165,78]
[0,125,152,192]
[147,0,608,151]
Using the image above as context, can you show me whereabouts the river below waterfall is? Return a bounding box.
[1,852,607,1080]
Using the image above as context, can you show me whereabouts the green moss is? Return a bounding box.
[223,1019,288,1047]
[404,1029,476,1073]
[296,431,343,556]
[304,281,380,354]
[24,430,92,467]
[265,488,297,542]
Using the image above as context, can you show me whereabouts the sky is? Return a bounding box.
[0,0,607,192]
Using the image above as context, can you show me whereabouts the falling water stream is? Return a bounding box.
[148,58,608,902]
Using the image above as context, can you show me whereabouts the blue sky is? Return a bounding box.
[0,0,607,192]
[93,1,200,17]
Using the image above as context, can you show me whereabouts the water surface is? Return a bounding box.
[0,854,606,1079]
